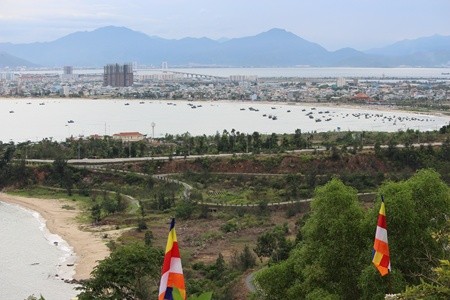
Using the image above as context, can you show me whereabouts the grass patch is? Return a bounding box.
[8,186,92,204]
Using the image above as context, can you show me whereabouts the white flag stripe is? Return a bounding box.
[375,226,388,243]
[169,257,184,274]
[158,272,169,295]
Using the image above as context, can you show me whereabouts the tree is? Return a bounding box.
[255,178,366,299]
[115,192,127,212]
[358,169,450,297]
[254,224,293,263]
[254,231,277,259]
[90,203,101,224]
[77,243,163,300]
[101,192,118,214]
[371,169,450,283]
[400,260,450,299]
[238,245,257,271]
[175,200,196,220]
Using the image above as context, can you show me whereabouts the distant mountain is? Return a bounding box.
[366,35,450,56]
[364,35,450,67]
[0,51,37,68]
[0,26,449,68]
[211,28,329,66]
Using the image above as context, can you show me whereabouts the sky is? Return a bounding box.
[0,0,449,50]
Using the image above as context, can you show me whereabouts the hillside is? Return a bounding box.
[0,51,37,68]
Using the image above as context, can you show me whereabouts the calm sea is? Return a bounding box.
[0,201,78,300]
[0,99,449,143]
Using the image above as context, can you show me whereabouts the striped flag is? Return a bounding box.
[159,218,186,300]
[372,196,391,276]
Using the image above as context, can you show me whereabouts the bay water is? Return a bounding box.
[0,201,79,300]
[1,99,449,143]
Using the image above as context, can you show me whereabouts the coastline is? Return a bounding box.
[0,192,110,281]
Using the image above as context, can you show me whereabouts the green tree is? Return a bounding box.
[101,192,118,214]
[90,203,101,224]
[238,245,257,271]
[77,243,163,300]
[400,260,450,299]
[254,231,277,259]
[255,178,366,299]
[370,169,450,283]
[359,169,450,297]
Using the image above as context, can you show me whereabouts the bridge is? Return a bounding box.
[161,69,227,80]
[138,68,227,80]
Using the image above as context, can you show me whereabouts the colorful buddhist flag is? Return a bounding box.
[159,218,186,300]
[372,196,391,276]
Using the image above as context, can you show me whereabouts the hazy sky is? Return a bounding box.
[1,0,449,50]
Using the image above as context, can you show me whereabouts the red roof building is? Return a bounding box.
[352,92,372,102]
[112,132,145,142]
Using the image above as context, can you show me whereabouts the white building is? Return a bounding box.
[336,77,347,88]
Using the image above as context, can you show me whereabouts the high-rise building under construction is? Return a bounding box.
[103,63,134,87]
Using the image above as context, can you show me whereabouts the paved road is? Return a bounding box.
[24,142,443,165]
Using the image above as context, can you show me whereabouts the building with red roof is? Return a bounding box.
[112,132,145,142]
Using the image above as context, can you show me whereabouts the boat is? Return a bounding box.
[124,103,130,106]
[9,111,14,113]
[287,110,291,113]
[68,120,74,124]
[315,119,322,122]
[272,116,278,120]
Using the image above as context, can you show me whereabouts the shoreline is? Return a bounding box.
[0,192,110,281]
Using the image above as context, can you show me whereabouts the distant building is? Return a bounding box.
[60,85,70,96]
[112,132,145,142]
[352,92,372,102]
[336,77,346,88]
[0,72,14,81]
[103,63,134,87]
[63,66,73,75]
[62,66,78,81]
[229,75,258,83]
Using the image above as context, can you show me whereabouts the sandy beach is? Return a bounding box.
[0,192,110,281]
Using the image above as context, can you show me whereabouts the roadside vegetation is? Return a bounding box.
[6,125,450,160]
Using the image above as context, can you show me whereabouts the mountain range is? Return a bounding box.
[0,26,449,68]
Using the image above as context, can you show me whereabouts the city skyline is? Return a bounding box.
[1,0,449,51]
